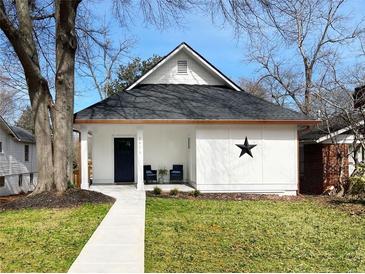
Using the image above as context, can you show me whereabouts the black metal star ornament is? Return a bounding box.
[236,137,257,158]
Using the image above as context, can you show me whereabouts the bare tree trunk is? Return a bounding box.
[0,0,56,194]
[30,80,54,193]
[53,0,79,191]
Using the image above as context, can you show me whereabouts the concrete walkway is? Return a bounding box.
[68,185,146,273]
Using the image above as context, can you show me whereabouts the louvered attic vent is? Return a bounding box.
[177,60,188,74]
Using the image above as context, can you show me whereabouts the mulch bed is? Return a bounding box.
[0,188,115,211]
[147,191,305,201]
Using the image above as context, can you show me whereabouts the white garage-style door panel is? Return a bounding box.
[196,128,230,185]
[196,125,298,194]
[262,125,297,183]
[229,127,263,184]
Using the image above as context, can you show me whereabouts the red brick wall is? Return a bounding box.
[300,144,349,195]
[322,144,349,190]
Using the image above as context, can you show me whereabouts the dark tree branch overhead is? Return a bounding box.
[31,13,54,20]
[0,2,39,79]
[112,0,194,28]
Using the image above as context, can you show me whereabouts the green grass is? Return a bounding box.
[145,198,365,272]
[0,203,111,272]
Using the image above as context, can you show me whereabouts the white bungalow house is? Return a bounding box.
[74,42,318,195]
[0,116,37,196]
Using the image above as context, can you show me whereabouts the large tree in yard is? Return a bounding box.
[0,0,79,193]
[0,0,192,194]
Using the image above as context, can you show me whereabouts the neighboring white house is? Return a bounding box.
[0,116,37,196]
[74,42,318,195]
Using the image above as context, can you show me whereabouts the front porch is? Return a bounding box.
[76,124,197,191]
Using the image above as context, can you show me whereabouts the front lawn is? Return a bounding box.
[145,197,365,272]
[0,203,111,272]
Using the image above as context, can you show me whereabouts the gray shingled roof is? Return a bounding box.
[74,84,313,121]
[299,121,345,142]
[0,115,35,143]
[299,113,363,142]
[9,126,35,143]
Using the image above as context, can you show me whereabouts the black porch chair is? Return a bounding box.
[169,165,183,182]
[144,165,157,182]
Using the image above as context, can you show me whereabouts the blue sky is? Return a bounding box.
[74,2,256,111]
[74,0,364,112]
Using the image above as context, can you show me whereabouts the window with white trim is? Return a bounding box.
[0,141,2,153]
[0,176,4,187]
[177,60,188,74]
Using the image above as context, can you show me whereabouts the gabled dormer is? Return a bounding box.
[126,42,241,91]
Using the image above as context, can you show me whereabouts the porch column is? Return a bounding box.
[137,128,144,190]
[80,126,89,190]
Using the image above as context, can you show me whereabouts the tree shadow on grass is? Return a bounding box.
[329,198,365,206]
[326,198,365,216]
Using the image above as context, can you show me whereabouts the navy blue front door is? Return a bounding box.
[114,138,134,183]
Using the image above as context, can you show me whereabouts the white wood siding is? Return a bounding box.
[195,125,298,195]
[141,50,226,86]
[188,129,197,187]
[0,127,37,196]
[0,128,10,176]
[0,174,37,196]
